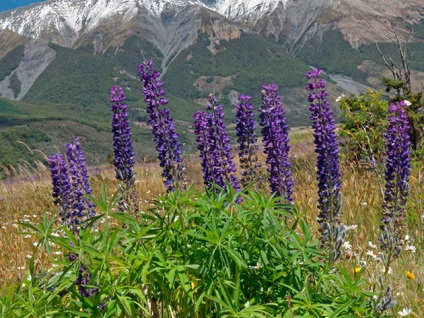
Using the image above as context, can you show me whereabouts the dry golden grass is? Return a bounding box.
[0,138,423,315]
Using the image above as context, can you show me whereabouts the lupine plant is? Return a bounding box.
[109,85,136,212]
[139,59,186,192]
[48,137,95,234]
[306,69,344,262]
[235,94,261,187]
[259,83,294,203]
[380,100,412,257]
[193,93,241,194]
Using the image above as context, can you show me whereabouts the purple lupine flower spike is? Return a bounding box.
[110,86,137,212]
[208,94,241,193]
[194,110,216,188]
[381,100,411,245]
[194,94,241,196]
[259,84,293,203]
[48,153,73,224]
[66,137,96,231]
[49,138,95,234]
[306,69,343,254]
[110,86,135,183]
[139,59,186,192]
[235,94,261,187]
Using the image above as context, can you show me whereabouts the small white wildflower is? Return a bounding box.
[26,254,32,259]
[403,100,412,107]
[343,241,352,250]
[366,250,375,257]
[249,263,262,270]
[335,94,345,102]
[345,224,358,231]
[32,242,38,247]
[1,226,6,230]
[381,266,392,275]
[24,235,31,239]
[53,251,62,255]
[359,260,367,266]
[16,266,25,271]
[404,234,410,241]
[404,245,416,253]
[398,308,412,316]
[368,241,378,249]
[361,201,367,206]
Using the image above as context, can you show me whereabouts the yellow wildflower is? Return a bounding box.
[353,267,361,274]
[405,271,415,280]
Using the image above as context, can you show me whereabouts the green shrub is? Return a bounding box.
[2,187,381,317]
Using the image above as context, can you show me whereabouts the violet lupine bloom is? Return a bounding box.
[66,137,96,229]
[139,59,186,192]
[193,110,217,188]
[381,101,411,243]
[194,94,241,194]
[259,84,294,203]
[306,69,342,248]
[48,153,73,224]
[110,86,135,185]
[235,94,261,187]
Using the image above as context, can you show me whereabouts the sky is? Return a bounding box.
[0,0,45,12]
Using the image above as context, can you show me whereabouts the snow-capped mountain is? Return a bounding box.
[0,0,284,42]
[0,0,423,102]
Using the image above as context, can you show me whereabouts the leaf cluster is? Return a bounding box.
[338,90,389,164]
[1,187,380,317]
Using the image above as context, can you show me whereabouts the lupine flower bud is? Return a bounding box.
[235,94,261,187]
[306,69,342,247]
[139,59,186,192]
[260,83,293,203]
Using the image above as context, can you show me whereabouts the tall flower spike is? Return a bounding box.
[194,94,241,195]
[381,100,411,245]
[66,137,96,232]
[259,84,293,203]
[110,86,137,212]
[306,69,343,251]
[139,59,186,192]
[48,153,73,224]
[193,110,217,188]
[235,94,261,187]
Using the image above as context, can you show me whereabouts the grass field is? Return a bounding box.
[0,129,423,316]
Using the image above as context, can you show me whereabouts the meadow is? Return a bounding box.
[0,61,423,317]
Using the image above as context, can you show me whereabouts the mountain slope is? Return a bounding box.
[0,0,423,175]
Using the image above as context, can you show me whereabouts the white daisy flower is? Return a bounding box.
[398,308,412,316]
[368,241,378,249]
[404,245,416,253]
